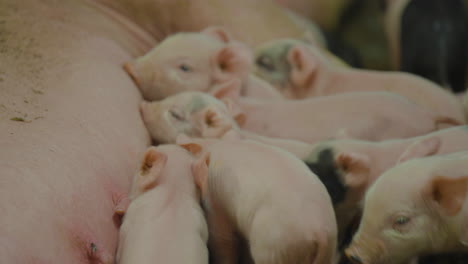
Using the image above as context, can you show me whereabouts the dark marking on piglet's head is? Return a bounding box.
[254,41,293,90]
[305,148,347,205]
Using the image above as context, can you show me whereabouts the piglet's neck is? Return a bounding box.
[239,130,312,159]
[237,98,265,123]
[158,173,198,200]
[304,66,335,97]
[367,139,414,184]
[243,75,284,100]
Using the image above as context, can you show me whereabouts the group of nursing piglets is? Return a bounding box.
[114,26,468,264]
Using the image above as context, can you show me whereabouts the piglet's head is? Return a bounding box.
[202,26,254,84]
[139,85,242,144]
[345,159,468,264]
[254,39,329,99]
[305,141,372,208]
[124,27,252,101]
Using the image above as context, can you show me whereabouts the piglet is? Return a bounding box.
[212,79,460,144]
[253,39,465,123]
[345,151,468,264]
[178,135,337,264]
[305,125,468,246]
[115,145,208,264]
[138,84,314,159]
[124,26,283,101]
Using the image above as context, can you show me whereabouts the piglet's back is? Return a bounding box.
[243,91,447,142]
[207,139,336,237]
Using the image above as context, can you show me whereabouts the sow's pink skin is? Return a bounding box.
[304,126,468,245]
[345,151,468,264]
[253,39,465,124]
[116,145,208,264]
[124,27,283,101]
[212,79,460,144]
[177,136,337,264]
[0,0,347,262]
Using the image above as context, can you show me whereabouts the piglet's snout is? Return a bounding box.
[345,235,385,264]
[345,249,364,264]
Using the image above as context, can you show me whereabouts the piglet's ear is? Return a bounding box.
[287,45,318,91]
[222,98,246,127]
[178,141,203,156]
[426,176,468,216]
[213,43,253,82]
[221,129,242,140]
[336,152,370,187]
[198,106,233,138]
[397,136,441,164]
[211,78,242,101]
[202,26,232,43]
[191,152,211,191]
[137,147,168,191]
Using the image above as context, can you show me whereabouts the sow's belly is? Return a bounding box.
[0,0,152,262]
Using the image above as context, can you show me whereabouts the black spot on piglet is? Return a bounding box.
[305,148,347,205]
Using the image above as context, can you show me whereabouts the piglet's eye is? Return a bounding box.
[256,55,275,72]
[179,64,192,72]
[169,109,185,121]
[395,216,410,225]
[392,216,411,232]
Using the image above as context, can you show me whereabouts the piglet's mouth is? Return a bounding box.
[345,242,387,264]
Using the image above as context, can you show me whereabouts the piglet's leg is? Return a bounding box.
[206,211,239,264]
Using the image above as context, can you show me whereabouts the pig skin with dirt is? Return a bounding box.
[346,151,468,264]
[116,145,208,264]
[0,0,331,262]
[178,136,337,264]
[253,39,465,124]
